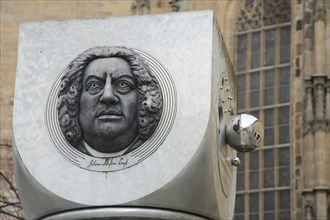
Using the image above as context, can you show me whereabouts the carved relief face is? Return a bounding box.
[79,57,139,153]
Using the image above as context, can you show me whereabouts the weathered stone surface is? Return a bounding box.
[13,11,237,219]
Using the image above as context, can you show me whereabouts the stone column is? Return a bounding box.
[313,77,328,220]
[303,79,314,187]
[314,0,326,75]
[302,1,329,219]
[302,78,315,219]
[312,1,329,219]
[303,76,329,220]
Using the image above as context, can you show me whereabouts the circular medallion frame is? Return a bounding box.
[45,47,177,172]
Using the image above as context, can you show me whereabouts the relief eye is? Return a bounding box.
[117,82,129,88]
[115,81,133,92]
[87,82,103,93]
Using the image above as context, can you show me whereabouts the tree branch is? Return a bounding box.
[0,171,23,219]
[0,143,12,148]
[0,172,20,200]
[0,209,24,220]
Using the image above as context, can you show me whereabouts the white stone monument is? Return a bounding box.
[13,11,263,219]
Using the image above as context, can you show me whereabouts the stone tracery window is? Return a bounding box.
[236,0,291,31]
[234,0,292,219]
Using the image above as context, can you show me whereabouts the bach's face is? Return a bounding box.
[79,57,139,153]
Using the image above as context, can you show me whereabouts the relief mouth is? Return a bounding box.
[96,109,123,119]
[98,115,122,120]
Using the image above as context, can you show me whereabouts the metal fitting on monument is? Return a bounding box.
[231,157,241,166]
[225,114,264,153]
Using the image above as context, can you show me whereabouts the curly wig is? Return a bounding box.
[57,46,163,149]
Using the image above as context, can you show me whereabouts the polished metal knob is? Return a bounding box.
[231,157,241,166]
[225,114,263,152]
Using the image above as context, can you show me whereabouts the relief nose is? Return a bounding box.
[100,80,119,104]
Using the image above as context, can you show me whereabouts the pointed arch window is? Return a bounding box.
[234,1,292,219]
